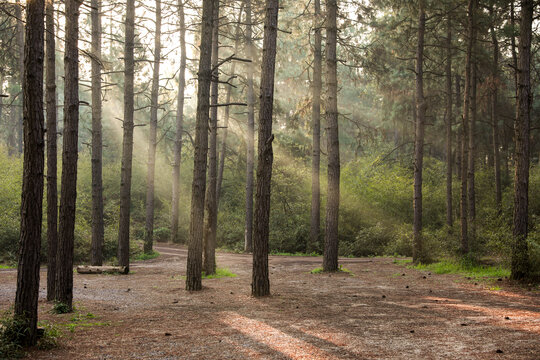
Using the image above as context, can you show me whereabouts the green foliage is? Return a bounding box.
[133,250,160,261]
[0,148,22,266]
[51,302,72,315]
[310,266,352,274]
[202,268,237,279]
[269,251,320,256]
[36,322,61,350]
[410,260,510,279]
[0,311,25,359]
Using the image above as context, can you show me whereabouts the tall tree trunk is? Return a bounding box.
[455,74,461,181]
[310,0,322,252]
[185,0,214,291]
[118,0,135,273]
[512,0,533,281]
[203,0,219,276]
[46,0,58,301]
[468,35,477,240]
[217,6,244,207]
[15,0,24,155]
[244,0,255,253]
[460,0,474,255]
[144,0,161,254]
[323,0,339,271]
[56,0,81,311]
[91,0,104,266]
[170,0,186,244]
[413,0,426,264]
[14,0,45,344]
[445,13,453,228]
[252,0,279,297]
[490,15,502,213]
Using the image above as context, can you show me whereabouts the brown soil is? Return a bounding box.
[1,244,539,359]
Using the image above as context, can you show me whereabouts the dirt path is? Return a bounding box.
[0,245,539,359]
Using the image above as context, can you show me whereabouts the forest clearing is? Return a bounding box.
[1,246,539,359]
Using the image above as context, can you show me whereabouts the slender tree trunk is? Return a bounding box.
[310,0,322,252]
[45,0,58,300]
[217,6,244,207]
[512,0,533,281]
[144,0,161,254]
[170,0,186,244]
[323,0,339,271]
[413,0,426,264]
[56,0,80,311]
[252,0,279,297]
[185,0,214,291]
[91,0,104,266]
[203,0,219,275]
[460,0,474,255]
[14,0,45,345]
[490,16,502,213]
[455,74,461,181]
[445,13,453,228]
[244,0,255,253]
[15,0,24,155]
[468,34,477,240]
[118,0,135,273]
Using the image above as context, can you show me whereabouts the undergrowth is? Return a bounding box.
[202,267,237,279]
[408,260,510,279]
[132,250,160,261]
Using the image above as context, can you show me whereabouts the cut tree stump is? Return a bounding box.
[76,266,128,274]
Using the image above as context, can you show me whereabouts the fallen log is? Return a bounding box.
[76,265,128,274]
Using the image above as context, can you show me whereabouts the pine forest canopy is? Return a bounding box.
[0,0,539,347]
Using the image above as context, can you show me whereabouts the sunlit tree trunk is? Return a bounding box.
[252,0,279,297]
[244,0,255,253]
[185,0,214,291]
[56,0,80,311]
[91,0,104,266]
[144,0,161,254]
[310,0,322,252]
[14,0,45,344]
[118,0,135,273]
[171,0,186,244]
[412,0,426,264]
[203,0,219,275]
[512,0,533,281]
[445,12,452,229]
[323,0,339,271]
[46,0,58,300]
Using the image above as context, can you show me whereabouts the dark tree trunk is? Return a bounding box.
[170,0,186,244]
[45,0,58,301]
[203,0,219,276]
[468,41,477,239]
[118,0,135,272]
[512,0,533,281]
[14,0,45,345]
[252,0,279,297]
[323,0,339,272]
[185,0,214,291]
[445,12,452,229]
[244,0,255,253]
[455,74,461,180]
[91,0,104,266]
[460,0,474,255]
[489,15,502,213]
[15,0,24,155]
[56,0,80,311]
[144,0,161,254]
[413,0,426,264]
[310,0,322,252]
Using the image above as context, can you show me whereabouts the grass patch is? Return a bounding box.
[132,250,160,261]
[202,267,237,279]
[0,264,15,269]
[409,260,510,279]
[36,321,62,350]
[310,265,353,275]
[393,258,412,265]
[51,302,73,314]
[270,251,320,257]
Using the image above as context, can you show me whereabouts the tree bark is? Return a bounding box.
[511,0,533,281]
[170,0,186,244]
[310,0,322,252]
[56,0,80,311]
[323,0,339,272]
[14,0,45,345]
[489,13,502,213]
[185,0,214,291]
[445,11,452,229]
[144,0,161,254]
[413,0,426,264]
[468,27,477,239]
[244,0,255,253]
[203,0,219,276]
[252,0,279,297]
[91,0,104,266]
[118,0,135,272]
[45,0,58,301]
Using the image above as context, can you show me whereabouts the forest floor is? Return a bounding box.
[0,244,539,359]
